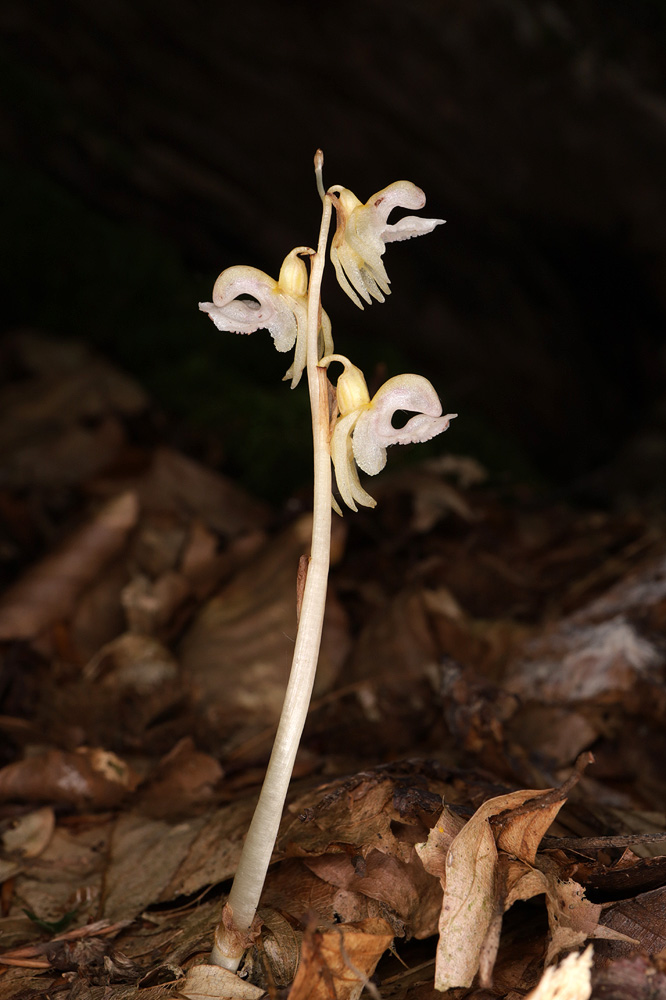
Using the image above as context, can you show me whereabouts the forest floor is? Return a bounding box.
[0,330,665,999]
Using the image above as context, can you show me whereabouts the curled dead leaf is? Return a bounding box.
[0,747,139,809]
[417,786,570,990]
[178,962,265,999]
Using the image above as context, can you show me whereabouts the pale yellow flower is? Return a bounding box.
[199,248,332,387]
[321,354,456,511]
[329,181,445,309]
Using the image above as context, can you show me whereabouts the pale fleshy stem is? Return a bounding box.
[210,152,334,972]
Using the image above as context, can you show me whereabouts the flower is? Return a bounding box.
[321,354,457,511]
[329,181,445,309]
[198,248,333,387]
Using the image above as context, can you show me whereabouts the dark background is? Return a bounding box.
[2,0,665,504]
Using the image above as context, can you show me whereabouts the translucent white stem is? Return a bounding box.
[210,152,334,972]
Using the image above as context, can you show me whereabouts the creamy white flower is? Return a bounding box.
[329,181,445,309]
[199,248,332,387]
[321,354,456,511]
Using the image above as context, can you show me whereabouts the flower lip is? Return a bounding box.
[199,264,298,350]
[199,250,333,387]
[352,374,457,476]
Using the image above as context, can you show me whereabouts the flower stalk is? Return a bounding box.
[210,156,334,972]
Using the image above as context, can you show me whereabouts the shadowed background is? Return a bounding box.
[2,0,665,502]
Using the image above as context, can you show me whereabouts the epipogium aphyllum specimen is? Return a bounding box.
[199,151,457,972]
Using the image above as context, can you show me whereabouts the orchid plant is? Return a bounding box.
[199,151,456,974]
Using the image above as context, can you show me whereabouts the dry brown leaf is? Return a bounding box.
[305,847,442,938]
[262,859,377,928]
[181,515,349,735]
[544,877,638,965]
[101,797,258,921]
[505,550,666,711]
[418,787,568,990]
[0,491,139,641]
[507,619,662,705]
[9,822,112,927]
[121,570,191,635]
[414,807,466,881]
[0,332,148,491]
[280,775,406,862]
[85,631,179,693]
[179,963,265,999]
[135,737,223,819]
[1,806,55,858]
[592,953,666,999]
[288,916,393,1000]
[180,518,231,598]
[135,447,270,537]
[0,747,139,808]
[598,885,666,961]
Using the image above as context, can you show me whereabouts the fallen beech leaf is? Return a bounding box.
[281,774,410,862]
[507,618,662,705]
[597,884,666,961]
[592,953,666,998]
[2,807,55,858]
[288,916,393,1000]
[103,798,258,920]
[525,945,593,1000]
[85,631,179,692]
[181,515,348,734]
[0,491,139,641]
[172,961,265,999]
[0,332,147,491]
[418,787,568,990]
[0,748,139,809]
[543,872,639,965]
[136,446,270,537]
[262,858,377,928]
[121,570,191,635]
[414,806,466,880]
[254,907,301,988]
[136,737,223,818]
[305,847,442,938]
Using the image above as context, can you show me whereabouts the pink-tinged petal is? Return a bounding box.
[352,374,457,476]
[199,265,298,353]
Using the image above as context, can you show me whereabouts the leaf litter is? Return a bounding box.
[0,331,665,998]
